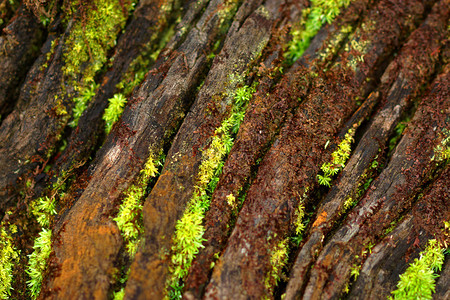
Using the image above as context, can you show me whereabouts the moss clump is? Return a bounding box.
[432,128,450,162]
[26,229,52,299]
[317,128,355,187]
[31,196,57,228]
[63,0,134,127]
[166,83,257,299]
[287,0,351,62]
[390,239,445,300]
[114,152,160,256]
[264,238,289,294]
[0,224,20,299]
[103,93,127,134]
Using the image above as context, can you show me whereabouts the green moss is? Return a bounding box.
[319,24,353,62]
[63,0,134,127]
[388,118,410,155]
[31,196,57,228]
[264,238,289,294]
[291,187,310,246]
[431,128,450,162]
[26,229,52,299]
[0,225,20,299]
[103,1,181,134]
[103,93,127,134]
[113,288,125,300]
[166,83,257,299]
[345,38,370,70]
[390,239,446,300]
[114,152,161,256]
[317,128,355,187]
[286,0,351,62]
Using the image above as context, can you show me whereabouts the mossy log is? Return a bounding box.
[0,0,448,299]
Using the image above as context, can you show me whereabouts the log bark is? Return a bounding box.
[0,0,448,299]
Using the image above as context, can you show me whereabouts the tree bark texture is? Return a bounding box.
[0,0,448,299]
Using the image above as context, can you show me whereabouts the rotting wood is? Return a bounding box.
[301,63,449,300]
[285,1,448,297]
[125,0,288,298]
[0,0,132,218]
[183,1,377,297]
[0,5,43,122]
[0,0,448,299]
[39,0,243,298]
[348,165,449,299]
[203,0,435,298]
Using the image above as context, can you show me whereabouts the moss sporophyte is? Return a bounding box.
[166,83,256,299]
[286,0,351,62]
[390,239,446,300]
[317,128,355,187]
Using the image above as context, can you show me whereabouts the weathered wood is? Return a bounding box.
[301,63,449,299]
[52,0,187,178]
[348,165,449,299]
[41,0,243,298]
[285,1,448,297]
[183,1,376,297]
[434,257,450,300]
[125,0,288,297]
[203,0,433,298]
[0,5,43,121]
[0,2,131,217]
[0,0,448,299]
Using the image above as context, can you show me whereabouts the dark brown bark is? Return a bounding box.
[0,5,43,121]
[203,0,433,298]
[42,0,244,298]
[285,1,448,297]
[0,0,448,299]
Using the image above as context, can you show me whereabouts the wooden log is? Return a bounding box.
[285,1,448,297]
[301,63,449,299]
[203,0,434,298]
[348,165,449,299]
[41,0,243,298]
[0,5,43,121]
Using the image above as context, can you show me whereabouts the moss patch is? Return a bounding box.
[317,128,355,187]
[0,224,20,299]
[166,83,257,299]
[286,0,352,62]
[114,152,161,256]
[390,239,446,300]
[26,229,52,299]
[63,0,134,127]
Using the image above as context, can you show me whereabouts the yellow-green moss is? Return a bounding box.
[317,128,355,187]
[390,239,446,300]
[264,238,289,294]
[0,224,20,299]
[114,152,160,256]
[166,83,257,299]
[26,229,52,299]
[287,0,352,62]
[31,196,57,228]
[103,93,127,134]
[432,128,450,162]
[63,0,134,127]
